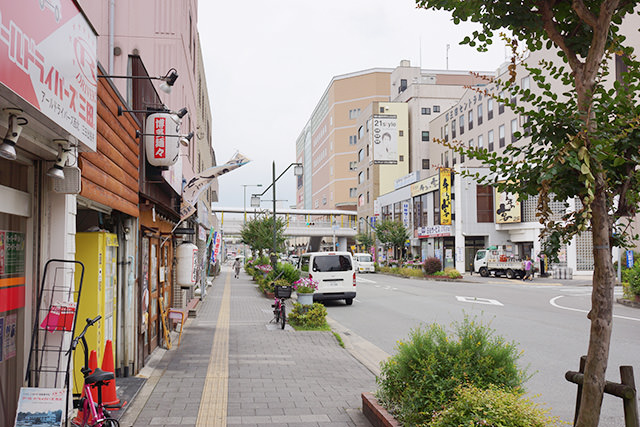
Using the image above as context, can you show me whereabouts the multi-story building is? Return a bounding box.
[295,69,392,212]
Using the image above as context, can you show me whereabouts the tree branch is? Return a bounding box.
[537,0,582,72]
[572,0,598,28]
[583,0,621,83]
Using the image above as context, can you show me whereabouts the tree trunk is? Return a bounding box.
[576,173,615,427]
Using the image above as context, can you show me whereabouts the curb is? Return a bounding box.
[617,297,640,309]
[361,392,400,427]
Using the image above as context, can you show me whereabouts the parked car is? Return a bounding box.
[353,253,375,273]
[298,252,356,305]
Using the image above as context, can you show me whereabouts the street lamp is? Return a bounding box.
[242,184,262,260]
[252,161,303,268]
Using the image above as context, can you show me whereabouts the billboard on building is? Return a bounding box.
[0,1,97,150]
[372,115,398,164]
[495,189,521,223]
[439,168,452,225]
[410,173,439,197]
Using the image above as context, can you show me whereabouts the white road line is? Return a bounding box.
[550,295,640,322]
[357,277,377,284]
[456,296,503,306]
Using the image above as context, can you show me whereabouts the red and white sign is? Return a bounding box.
[0,1,97,150]
[417,225,451,238]
[144,113,180,167]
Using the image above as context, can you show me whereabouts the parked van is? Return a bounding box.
[353,253,375,273]
[298,252,356,305]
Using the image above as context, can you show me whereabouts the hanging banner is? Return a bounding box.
[495,188,521,224]
[372,114,398,164]
[180,153,250,220]
[439,168,452,225]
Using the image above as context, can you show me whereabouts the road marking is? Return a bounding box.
[550,296,640,322]
[357,277,376,284]
[456,296,503,306]
[197,272,231,426]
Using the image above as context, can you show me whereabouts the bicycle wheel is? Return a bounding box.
[280,303,286,329]
[99,418,120,427]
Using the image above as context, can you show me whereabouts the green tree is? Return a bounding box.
[240,214,287,257]
[375,220,409,261]
[355,231,375,252]
[415,1,640,425]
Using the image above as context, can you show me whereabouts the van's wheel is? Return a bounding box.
[345,298,353,305]
[479,267,489,277]
[506,269,515,279]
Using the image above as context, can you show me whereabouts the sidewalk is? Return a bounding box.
[115,266,376,426]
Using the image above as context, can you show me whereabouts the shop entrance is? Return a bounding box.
[465,237,486,272]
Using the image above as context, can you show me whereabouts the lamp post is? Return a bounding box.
[251,161,303,268]
[242,184,262,260]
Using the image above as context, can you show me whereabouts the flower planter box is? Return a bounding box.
[361,392,400,427]
[264,291,274,299]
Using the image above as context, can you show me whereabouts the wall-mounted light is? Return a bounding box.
[98,68,179,94]
[0,109,28,160]
[46,141,72,180]
[117,106,188,120]
[179,131,194,146]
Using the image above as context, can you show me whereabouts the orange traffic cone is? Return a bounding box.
[72,350,98,424]
[100,340,121,406]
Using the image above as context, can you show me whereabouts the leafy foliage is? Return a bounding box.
[375,220,410,259]
[429,384,562,427]
[287,303,328,329]
[240,214,287,256]
[274,262,300,284]
[376,316,527,426]
[423,257,443,275]
[356,232,375,252]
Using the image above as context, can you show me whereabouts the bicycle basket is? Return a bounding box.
[274,285,292,298]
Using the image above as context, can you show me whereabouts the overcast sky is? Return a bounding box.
[198,0,508,211]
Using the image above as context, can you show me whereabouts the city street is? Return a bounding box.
[326,273,640,426]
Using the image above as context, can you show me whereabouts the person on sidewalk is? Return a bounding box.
[523,256,533,281]
[233,257,241,278]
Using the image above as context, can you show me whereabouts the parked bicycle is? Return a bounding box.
[272,284,292,329]
[67,316,121,426]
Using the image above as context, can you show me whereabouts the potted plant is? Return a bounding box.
[293,277,318,305]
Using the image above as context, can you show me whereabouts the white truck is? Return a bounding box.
[474,247,526,279]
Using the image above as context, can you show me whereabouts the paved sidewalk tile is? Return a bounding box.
[120,266,375,426]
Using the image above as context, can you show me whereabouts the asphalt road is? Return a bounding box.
[324,273,640,426]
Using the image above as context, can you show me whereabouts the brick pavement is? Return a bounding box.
[118,266,376,426]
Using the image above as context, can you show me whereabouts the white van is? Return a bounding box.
[298,252,356,305]
[353,253,375,273]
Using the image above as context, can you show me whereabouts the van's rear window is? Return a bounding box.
[313,255,352,272]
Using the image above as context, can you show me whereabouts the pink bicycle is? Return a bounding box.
[68,316,120,426]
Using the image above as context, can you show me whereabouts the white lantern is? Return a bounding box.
[145,112,180,167]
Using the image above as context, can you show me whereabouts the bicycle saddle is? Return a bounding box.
[85,368,114,385]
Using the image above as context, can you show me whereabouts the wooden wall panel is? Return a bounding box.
[80,74,141,217]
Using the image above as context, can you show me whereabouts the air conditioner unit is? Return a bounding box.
[53,166,82,194]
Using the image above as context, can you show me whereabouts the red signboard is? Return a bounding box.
[153,116,167,159]
[0,1,97,150]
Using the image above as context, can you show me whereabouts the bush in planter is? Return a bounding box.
[274,262,300,284]
[625,261,640,297]
[287,302,328,329]
[430,384,561,427]
[432,267,463,279]
[376,316,527,426]
[423,257,442,275]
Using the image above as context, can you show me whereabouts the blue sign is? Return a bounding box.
[626,250,634,268]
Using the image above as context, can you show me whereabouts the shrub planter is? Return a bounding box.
[361,392,400,427]
[264,291,274,299]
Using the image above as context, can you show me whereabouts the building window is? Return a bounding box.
[451,120,456,138]
[433,190,440,225]
[499,124,505,147]
[433,105,441,113]
[459,115,464,135]
[468,138,474,149]
[422,131,430,141]
[421,107,431,115]
[399,155,404,161]
[487,98,494,120]
[445,152,449,168]
[476,185,494,222]
[453,155,457,166]
[349,108,361,119]
[522,75,530,91]
[477,104,483,125]
[477,134,484,149]
[399,79,408,93]
[367,191,370,203]
[399,130,404,137]
[349,161,357,171]
[366,168,369,180]
[488,129,494,151]
[349,187,357,197]
[349,135,357,145]
[358,126,364,139]
[498,91,505,114]
[444,124,449,142]
[358,149,364,162]
[468,110,474,130]
[422,159,430,169]
[358,171,364,184]
[511,119,518,142]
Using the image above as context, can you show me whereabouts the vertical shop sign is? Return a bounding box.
[439,169,452,225]
[402,201,410,229]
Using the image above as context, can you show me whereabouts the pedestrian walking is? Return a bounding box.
[523,256,533,281]
[233,257,241,278]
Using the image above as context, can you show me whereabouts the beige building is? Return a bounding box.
[295,69,392,211]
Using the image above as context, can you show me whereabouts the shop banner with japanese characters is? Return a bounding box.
[439,169,452,225]
[495,189,522,224]
[0,1,97,150]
